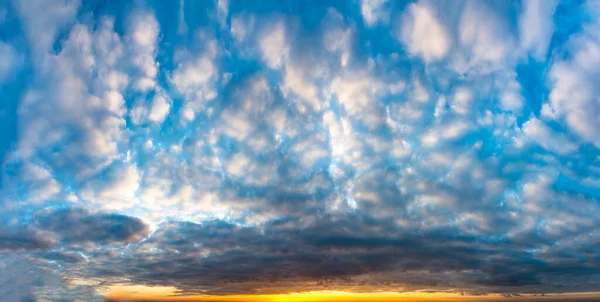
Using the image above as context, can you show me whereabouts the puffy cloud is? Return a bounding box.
[519,0,558,60]
[330,70,388,128]
[361,0,389,27]
[81,163,140,210]
[323,8,353,67]
[543,5,600,147]
[127,10,160,91]
[230,14,254,43]
[450,86,473,115]
[148,90,171,123]
[14,18,128,180]
[12,0,80,55]
[522,117,579,155]
[457,1,515,70]
[399,2,451,62]
[281,62,321,112]
[170,36,219,120]
[421,119,472,147]
[0,42,22,82]
[259,20,288,69]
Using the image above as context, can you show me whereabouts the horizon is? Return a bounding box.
[2,0,600,301]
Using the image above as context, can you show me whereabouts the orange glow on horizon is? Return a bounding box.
[104,285,600,302]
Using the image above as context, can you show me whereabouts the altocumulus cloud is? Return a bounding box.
[1,0,600,300]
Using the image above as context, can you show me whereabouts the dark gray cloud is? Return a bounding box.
[43,212,595,295]
[0,229,55,251]
[33,207,150,245]
[0,207,149,252]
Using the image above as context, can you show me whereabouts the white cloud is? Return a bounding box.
[330,71,387,128]
[223,151,277,186]
[399,2,451,62]
[217,0,229,26]
[178,0,187,34]
[519,0,558,60]
[281,63,320,112]
[143,139,154,151]
[542,10,600,147]
[16,20,127,178]
[20,163,62,203]
[434,96,447,117]
[127,11,160,92]
[171,37,219,121]
[225,152,250,177]
[230,14,254,43]
[82,164,140,210]
[499,76,524,112]
[323,9,353,67]
[28,178,62,203]
[12,0,80,55]
[0,42,22,83]
[421,120,471,147]
[148,91,171,123]
[129,101,147,125]
[522,117,579,155]
[22,163,52,181]
[458,1,514,70]
[411,78,429,102]
[291,133,329,168]
[218,75,273,141]
[259,21,288,68]
[450,87,473,115]
[172,56,215,96]
[361,0,389,27]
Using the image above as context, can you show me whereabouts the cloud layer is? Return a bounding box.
[1,0,600,300]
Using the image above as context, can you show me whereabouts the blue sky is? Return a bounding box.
[2,0,600,300]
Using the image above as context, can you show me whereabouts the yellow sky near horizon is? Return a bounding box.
[103,285,600,302]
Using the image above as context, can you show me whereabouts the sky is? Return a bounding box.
[1,0,600,301]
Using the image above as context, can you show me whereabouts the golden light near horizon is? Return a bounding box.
[104,285,600,302]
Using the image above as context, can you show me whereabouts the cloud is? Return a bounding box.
[127,10,160,92]
[519,0,558,60]
[12,0,80,55]
[457,1,515,70]
[259,20,288,69]
[1,207,148,252]
[0,229,55,251]
[170,36,219,121]
[399,2,451,62]
[66,212,597,295]
[217,0,229,26]
[542,3,600,147]
[522,117,579,155]
[3,0,600,299]
[230,14,254,43]
[12,18,128,183]
[361,0,389,27]
[81,163,141,210]
[0,254,104,301]
[33,207,149,245]
[0,42,22,82]
[148,90,171,123]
